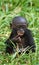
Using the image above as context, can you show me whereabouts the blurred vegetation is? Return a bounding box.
[0,0,39,65]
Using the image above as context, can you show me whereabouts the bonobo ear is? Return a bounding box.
[27,22,29,27]
[10,23,12,29]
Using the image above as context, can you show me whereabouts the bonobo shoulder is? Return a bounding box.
[25,29,32,35]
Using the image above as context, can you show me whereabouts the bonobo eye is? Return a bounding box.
[17,25,26,28]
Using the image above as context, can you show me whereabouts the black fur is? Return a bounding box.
[5,29,36,54]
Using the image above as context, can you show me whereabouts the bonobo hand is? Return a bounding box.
[12,35,21,43]
[17,37,21,42]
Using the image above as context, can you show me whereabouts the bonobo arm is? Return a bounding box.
[5,30,17,54]
[25,29,36,52]
[5,30,16,44]
[5,39,15,54]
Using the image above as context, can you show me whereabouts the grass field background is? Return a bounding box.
[0,0,39,65]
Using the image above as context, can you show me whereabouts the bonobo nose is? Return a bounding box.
[19,29,24,32]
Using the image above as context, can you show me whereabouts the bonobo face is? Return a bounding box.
[14,25,25,36]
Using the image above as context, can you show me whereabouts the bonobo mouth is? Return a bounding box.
[17,29,25,36]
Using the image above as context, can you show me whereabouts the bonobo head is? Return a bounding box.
[10,16,28,36]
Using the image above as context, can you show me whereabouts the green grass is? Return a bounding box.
[0,0,39,65]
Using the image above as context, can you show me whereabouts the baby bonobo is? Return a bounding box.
[5,16,36,54]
